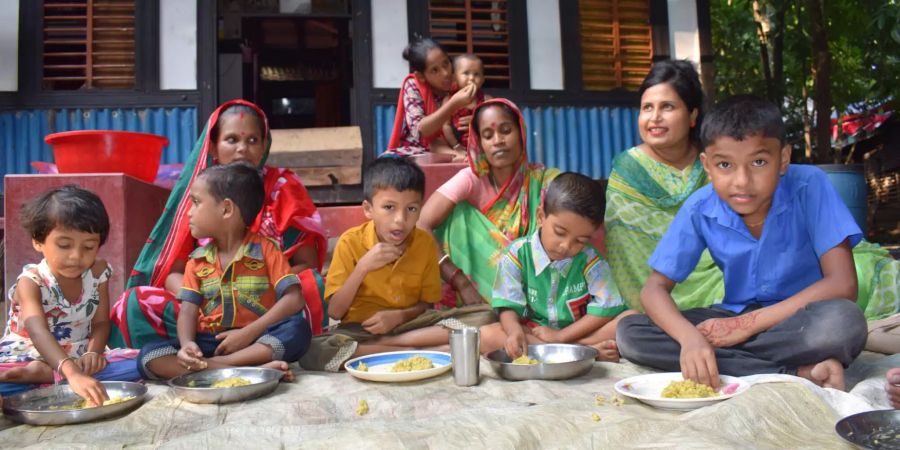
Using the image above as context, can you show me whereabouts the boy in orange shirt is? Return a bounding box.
[137,162,310,380]
[300,157,492,371]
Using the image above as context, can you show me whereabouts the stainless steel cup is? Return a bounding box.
[449,328,480,386]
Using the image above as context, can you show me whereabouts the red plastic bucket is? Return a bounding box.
[44,130,169,183]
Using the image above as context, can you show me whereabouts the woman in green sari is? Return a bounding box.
[606,60,898,323]
[605,60,724,311]
[418,99,560,307]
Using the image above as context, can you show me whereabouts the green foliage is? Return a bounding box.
[711,0,900,157]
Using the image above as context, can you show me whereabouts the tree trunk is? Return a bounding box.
[808,0,833,164]
[753,1,775,100]
[771,1,787,107]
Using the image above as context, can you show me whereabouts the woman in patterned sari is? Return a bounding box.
[418,98,560,307]
[606,60,898,324]
[109,100,328,349]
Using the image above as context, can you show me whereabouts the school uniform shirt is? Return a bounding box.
[324,221,442,324]
[178,232,299,333]
[649,164,862,313]
[491,232,626,329]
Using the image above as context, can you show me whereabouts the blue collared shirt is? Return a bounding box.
[649,165,862,313]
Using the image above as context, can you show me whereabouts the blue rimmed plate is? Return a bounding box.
[345,350,452,382]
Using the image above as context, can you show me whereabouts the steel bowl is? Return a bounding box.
[835,409,900,449]
[168,367,283,404]
[2,381,147,426]
[485,344,598,381]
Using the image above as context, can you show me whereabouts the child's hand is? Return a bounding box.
[214,328,258,356]
[680,332,720,390]
[358,243,404,273]
[361,310,405,335]
[177,341,205,370]
[696,315,756,348]
[504,327,527,359]
[448,83,477,110]
[77,352,108,376]
[456,281,484,305]
[455,114,472,135]
[531,326,562,343]
[67,371,109,407]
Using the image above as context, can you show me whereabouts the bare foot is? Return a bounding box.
[260,361,295,382]
[798,358,845,390]
[0,361,54,384]
[885,367,900,409]
[590,340,620,362]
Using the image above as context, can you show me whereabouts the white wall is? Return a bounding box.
[667,0,700,64]
[372,0,409,89]
[159,0,197,90]
[0,0,19,92]
[526,0,564,90]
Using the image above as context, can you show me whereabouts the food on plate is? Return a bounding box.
[391,355,434,372]
[210,377,253,388]
[511,355,539,365]
[660,379,718,398]
[356,362,369,372]
[48,395,136,410]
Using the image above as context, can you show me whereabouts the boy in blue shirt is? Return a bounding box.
[617,96,867,391]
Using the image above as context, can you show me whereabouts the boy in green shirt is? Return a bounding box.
[480,172,633,361]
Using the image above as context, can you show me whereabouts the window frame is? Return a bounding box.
[0,0,203,110]
[404,0,672,108]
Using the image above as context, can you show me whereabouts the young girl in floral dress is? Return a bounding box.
[0,186,139,405]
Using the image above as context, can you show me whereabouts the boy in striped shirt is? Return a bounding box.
[480,172,632,362]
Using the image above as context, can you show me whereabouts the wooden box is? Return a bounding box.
[267,126,362,186]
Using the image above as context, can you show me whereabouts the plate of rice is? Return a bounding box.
[344,351,451,382]
[614,372,750,411]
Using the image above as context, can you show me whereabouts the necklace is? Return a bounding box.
[745,218,765,228]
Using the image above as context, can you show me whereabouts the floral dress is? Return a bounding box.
[0,259,112,362]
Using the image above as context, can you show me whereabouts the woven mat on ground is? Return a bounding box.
[0,352,895,449]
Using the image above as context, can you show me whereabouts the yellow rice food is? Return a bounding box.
[511,355,539,365]
[356,399,369,416]
[391,355,434,372]
[210,377,252,388]
[356,362,369,372]
[660,379,718,398]
[49,395,136,410]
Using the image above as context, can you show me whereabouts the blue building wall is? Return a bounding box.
[374,104,640,179]
[1,107,198,187]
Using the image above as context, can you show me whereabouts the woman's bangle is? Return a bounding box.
[56,356,76,375]
[438,254,451,267]
[452,142,463,150]
[81,351,99,358]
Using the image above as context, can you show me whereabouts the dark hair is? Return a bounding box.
[402,38,446,73]
[197,161,265,227]
[21,185,110,245]
[472,102,520,145]
[453,53,482,71]
[364,156,425,201]
[700,95,785,149]
[210,104,265,142]
[639,60,704,143]
[543,172,606,226]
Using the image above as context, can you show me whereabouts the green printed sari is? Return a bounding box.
[605,147,724,311]
[434,99,559,304]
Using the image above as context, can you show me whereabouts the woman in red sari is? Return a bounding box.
[110,100,327,349]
